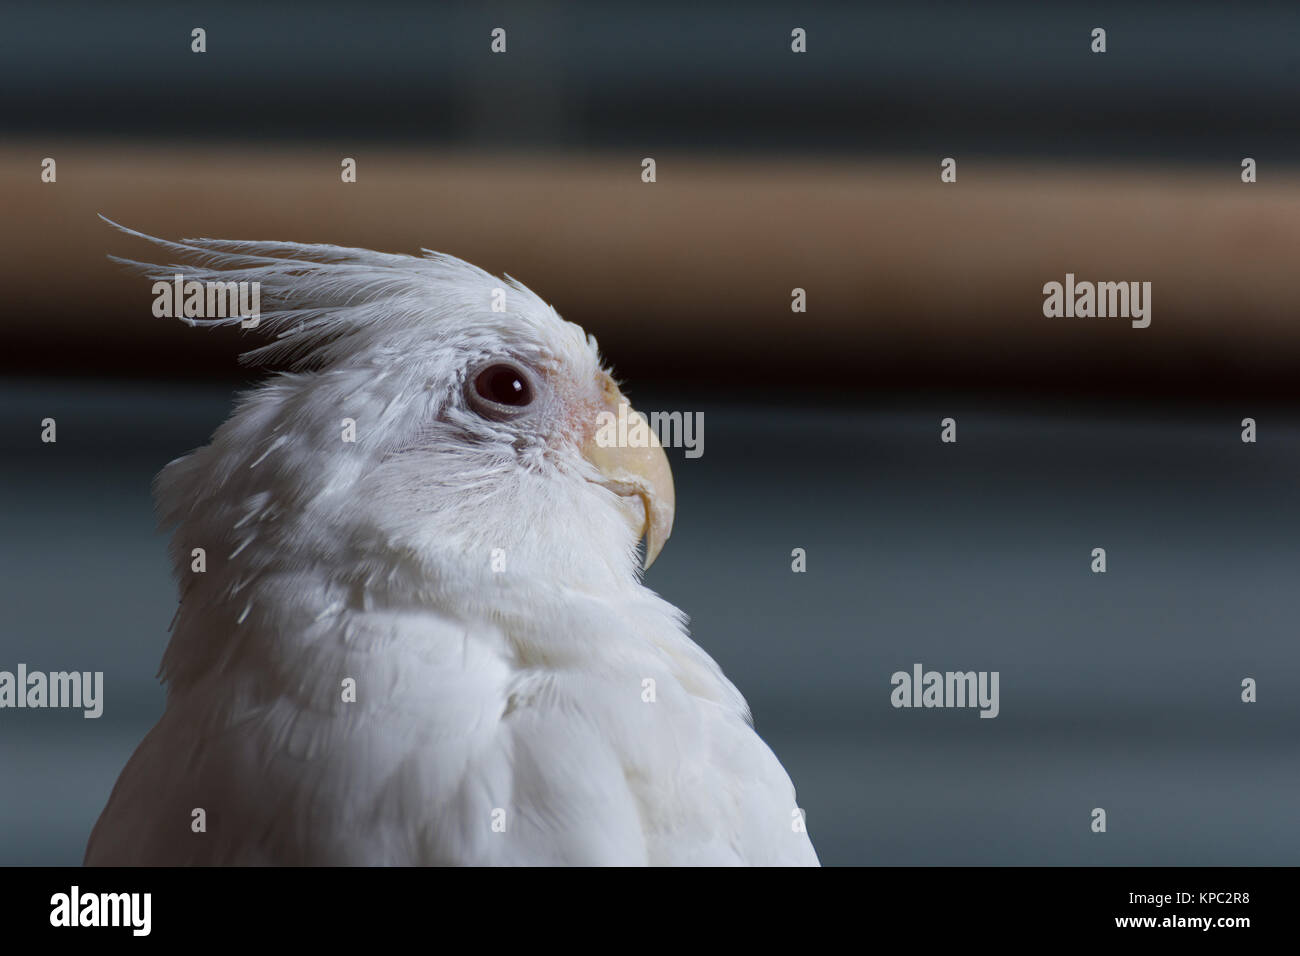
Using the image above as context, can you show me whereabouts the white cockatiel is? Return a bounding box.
[86,223,819,866]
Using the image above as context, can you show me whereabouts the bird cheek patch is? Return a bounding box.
[547,374,607,450]
[565,396,607,450]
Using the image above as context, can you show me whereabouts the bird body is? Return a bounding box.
[86,224,818,866]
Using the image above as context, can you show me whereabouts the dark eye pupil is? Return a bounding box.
[475,365,532,406]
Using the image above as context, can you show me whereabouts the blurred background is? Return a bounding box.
[2,1,1299,865]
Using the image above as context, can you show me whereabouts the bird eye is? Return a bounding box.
[469,363,534,417]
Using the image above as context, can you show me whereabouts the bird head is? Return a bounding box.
[105,221,675,629]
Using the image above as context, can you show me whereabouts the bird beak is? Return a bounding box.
[582,385,675,569]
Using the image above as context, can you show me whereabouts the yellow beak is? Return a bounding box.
[582,387,675,569]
